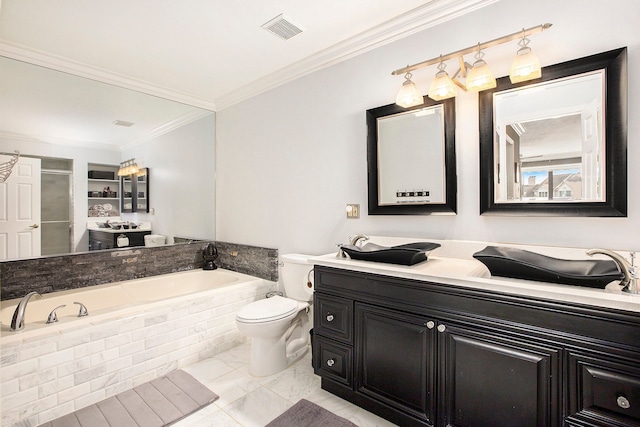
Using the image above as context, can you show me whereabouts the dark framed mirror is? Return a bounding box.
[367,97,456,215]
[479,47,627,216]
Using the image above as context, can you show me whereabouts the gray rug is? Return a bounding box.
[266,399,358,427]
[38,370,218,427]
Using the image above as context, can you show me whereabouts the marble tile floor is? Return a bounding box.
[175,342,398,426]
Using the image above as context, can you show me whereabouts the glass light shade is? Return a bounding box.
[428,70,457,101]
[465,59,496,92]
[396,80,424,108]
[509,47,541,83]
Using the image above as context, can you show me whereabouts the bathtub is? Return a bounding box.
[0,268,256,340]
[0,268,275,426]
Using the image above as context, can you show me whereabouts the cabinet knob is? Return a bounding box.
[326,314,334,322]
[326,358,335,367]
[437,324,446,333]
[617,395,631,409]
[426,321,435,329]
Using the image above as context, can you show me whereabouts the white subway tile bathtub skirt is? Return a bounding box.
[0,278,274,427]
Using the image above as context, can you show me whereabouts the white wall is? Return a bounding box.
[123,113,216,242]
[216,0,640,255]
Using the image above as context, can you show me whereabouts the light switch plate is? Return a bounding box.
[346,204,360,219]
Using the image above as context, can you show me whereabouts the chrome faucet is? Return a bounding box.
[337,234,370,258]
[10,291,42,331]
[586,249,638,294]
[349,234,370,246]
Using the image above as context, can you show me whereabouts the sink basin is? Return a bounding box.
[472,246,623,288]
[340,242,441,266]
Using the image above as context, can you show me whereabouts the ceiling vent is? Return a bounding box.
[113,120,135,127]
[261,14,303,40]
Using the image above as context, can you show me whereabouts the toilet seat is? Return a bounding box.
[236,296,299,323]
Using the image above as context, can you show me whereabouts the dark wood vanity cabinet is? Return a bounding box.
[313,266,640,427]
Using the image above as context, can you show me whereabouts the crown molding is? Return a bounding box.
[0,41,217,111]
[0,109,213,153]
[214,0,499,110]
[0,130,121,152]
[0,0,497,112]
[120,109,214,151]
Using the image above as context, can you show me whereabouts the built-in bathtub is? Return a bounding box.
[0,268,275,427]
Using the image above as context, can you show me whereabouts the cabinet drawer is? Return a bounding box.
[313,336,352,387]
[567,351,640,426]
[314,294,353,343]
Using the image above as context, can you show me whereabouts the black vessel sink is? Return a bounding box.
[473,246,623,288]
[340,242,441,266]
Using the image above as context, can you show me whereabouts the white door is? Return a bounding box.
[0,156,41,259]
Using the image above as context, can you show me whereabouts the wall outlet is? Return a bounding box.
[346,204,360,219]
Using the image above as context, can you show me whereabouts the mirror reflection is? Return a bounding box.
[494,72,604,203]
[367,97,456,215]
[479,47,627,217]
[0,55,215,260]
[377,105,445,205]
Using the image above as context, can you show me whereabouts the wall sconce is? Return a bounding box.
[392,23,552,107]
[117,159,139,176]
[509,29,542,83]
[465,44,496,92]
[396,71,424,108]
[427,56,457,101]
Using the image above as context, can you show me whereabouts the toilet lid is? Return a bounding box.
[236,296,298,323]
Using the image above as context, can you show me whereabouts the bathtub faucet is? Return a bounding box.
[10,291,42,331]
[74,302,89,317]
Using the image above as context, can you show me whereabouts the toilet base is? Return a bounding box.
[248,310,310,377]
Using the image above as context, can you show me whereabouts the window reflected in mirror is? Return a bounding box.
[493,71,604,204]
[479,47,627,217]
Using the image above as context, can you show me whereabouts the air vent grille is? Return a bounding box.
[261,14,303,40]
[113,120,135,127]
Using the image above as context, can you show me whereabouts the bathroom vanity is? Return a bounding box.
[88,228,151,250]
[311,243,640,427]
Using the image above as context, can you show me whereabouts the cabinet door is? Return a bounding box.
[355,303,436,426]
[566,349,640,427]
[438,322,560,427]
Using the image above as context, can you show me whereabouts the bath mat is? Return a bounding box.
[266,398,358,427]
[38,370,218,427]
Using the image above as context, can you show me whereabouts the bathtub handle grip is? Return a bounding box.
[74,302,89,317]
[46,305,66,324]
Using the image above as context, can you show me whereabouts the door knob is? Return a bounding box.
[326,358,335,367]
[326,314,334,322]
[30,224,39,229]
[437,324,447,333]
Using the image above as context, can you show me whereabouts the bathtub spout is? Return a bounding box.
[11,291,42,331]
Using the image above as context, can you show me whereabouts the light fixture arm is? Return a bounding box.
[391,23,552,76]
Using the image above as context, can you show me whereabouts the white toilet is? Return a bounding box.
[236,254,314,377]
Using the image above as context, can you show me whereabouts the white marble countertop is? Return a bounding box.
[88,227,150,234]
[309,236,640,314]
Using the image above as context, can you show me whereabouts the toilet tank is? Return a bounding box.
[281,254,314,302]
[144,234,166,247]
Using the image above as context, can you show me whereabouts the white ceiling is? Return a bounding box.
[0,0,497,150]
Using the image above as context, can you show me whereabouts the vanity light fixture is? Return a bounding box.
[465,44,496,92]
[395,70,424,108]
[427,56,457,101]
[117,158,139,177]
[509,29,542,83]
[391,23,552,107]
[0,150,20,183]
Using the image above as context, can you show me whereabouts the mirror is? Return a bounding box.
[0,55,215,260]
[367,97,456,215]
[479,47,627,216]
